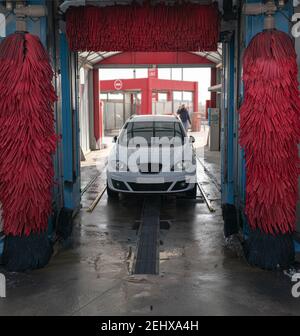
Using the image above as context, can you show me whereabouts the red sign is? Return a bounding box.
[148,68,158,78]
[114,79,123,90]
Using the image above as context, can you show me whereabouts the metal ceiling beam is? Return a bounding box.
[60,0,216,12]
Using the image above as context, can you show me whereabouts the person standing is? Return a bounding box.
[177,104,191,132]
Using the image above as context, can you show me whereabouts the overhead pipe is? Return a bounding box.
[0,5,9,14]
[242,0,278,29]
[13,2,47,32]
[14,4,47,17]
[15,1,26,32]
[5,1,13,12]
[60,0,86,13]
[60,0,191,13]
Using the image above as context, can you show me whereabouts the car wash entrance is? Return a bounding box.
[66,2,221,276]
[79,51,217,144]
[54,0,300,276]
[99,68,199,135]
[1,0,300,316]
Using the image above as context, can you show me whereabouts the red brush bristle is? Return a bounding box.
[239,30,300,235]
[0,33,57,236]
[65,3,220,52]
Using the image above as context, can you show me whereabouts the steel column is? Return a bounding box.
[59,32,81,212]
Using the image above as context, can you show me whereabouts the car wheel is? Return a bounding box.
[107,183,119,199]
[185,184,197,199]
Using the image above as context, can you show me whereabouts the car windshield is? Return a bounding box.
[118,121,185,146]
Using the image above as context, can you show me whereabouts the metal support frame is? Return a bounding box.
[59,32,81,213]
[221,33,235,206]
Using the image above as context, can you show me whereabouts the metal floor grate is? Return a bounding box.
[133,196,161,275]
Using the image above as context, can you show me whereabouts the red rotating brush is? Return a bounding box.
[239,27,300,269]
[65,3,220,52]
[0,32,57,271]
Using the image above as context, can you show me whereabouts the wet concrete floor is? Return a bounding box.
[0,146,300,316]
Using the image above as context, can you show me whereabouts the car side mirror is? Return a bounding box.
[113,135,118,143]
[189,136,195,143]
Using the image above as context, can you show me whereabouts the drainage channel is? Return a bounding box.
[133,196,161,275]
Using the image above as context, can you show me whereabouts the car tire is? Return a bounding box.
[107,183,119,199]
[185,184,197,199]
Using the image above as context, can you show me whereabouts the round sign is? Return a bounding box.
[114,79,123,91]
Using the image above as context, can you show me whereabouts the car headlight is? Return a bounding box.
[111,160,127,171]
[174,161,194,172]
[175,161,184,170]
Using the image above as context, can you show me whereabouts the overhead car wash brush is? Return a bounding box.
[65,2,220,52]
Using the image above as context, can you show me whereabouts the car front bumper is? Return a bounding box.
[107,171,196,194]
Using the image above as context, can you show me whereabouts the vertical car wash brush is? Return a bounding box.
[239,12,300,269]
[0,32,57,271]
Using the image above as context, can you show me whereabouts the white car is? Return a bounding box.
[106,115,197,199]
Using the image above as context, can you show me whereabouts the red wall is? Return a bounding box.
[95,52,214,67]
[100,77,198,115]
[210,67,217,108]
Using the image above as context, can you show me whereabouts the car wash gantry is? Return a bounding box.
[0,0,299,316]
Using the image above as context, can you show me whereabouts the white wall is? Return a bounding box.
[79,67,91,154]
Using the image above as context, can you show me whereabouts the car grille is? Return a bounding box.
[128,182,172,192]
[138,163,162,174]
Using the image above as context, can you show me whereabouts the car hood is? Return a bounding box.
[108,142,194,169]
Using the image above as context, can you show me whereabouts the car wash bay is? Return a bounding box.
[0,0,300,315]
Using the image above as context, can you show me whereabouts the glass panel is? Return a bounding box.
[100,93,108,100]
[173,91,182,100]
[158,68,171,80]
[108,93,123,100]
[100,68,135,80]
[158,93,167,101]
[183,92,192,101]
[119,121,184,145]
[171,68,182,80]
[135,68,148,78]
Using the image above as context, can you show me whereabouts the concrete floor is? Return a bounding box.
[0,132,300,315]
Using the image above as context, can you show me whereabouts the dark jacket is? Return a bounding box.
[177,108,191,123]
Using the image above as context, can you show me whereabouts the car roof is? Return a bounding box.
[128,115,180,122]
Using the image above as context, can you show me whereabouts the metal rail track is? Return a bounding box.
[196,155,221,192]
[196,183,215,212]
[81,160,108,196]
[81,174,101,196]
[86,186,107,213]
